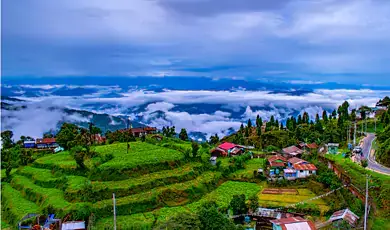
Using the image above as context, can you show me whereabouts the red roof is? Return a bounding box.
[270,162,286,167]
[268,155,287,163]
[283,146,303,155]
[218,142,237,151]
[293,163,317,171]
[288,157,307,164]
[36,138,56,144]
[306,143,319,149]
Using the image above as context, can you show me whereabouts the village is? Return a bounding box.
[2,99,389,230]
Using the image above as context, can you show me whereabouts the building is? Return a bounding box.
[61,221,85,230]
[93,134,106,144]
[268,155,287,176]
[283,157,317,179]
[210,142,245,157]
[270,217,316,230]
[36,138,58,149]
[327,143,339,154]
[282,145,303,158]
[329,208,359,227]
[23,141,36,148]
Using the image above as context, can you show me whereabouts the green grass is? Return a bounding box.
[96,142,183,170]
[229,158,265,179]
[34,151,77,170]
[10,175,71,211]
[93,213,155,230]
[1,183,40,226]
[187,181,262,211]
[258,188,329,212]
[1,169,17,180]
[93,162,201,191]
[17,166,65,187]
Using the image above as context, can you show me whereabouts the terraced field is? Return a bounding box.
[1,141,233,228]
[258,188,330,212]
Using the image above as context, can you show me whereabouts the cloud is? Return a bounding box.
[2,0,390,84]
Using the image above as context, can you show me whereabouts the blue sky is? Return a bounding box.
[2,0,390,85]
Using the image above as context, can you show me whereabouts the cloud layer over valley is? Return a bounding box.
[2,82,388,140]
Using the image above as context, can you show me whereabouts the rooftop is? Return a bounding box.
[270,217,316,230]
[218,142,237,151]
[282,146,303,155]
[293,163,317,171]
[329,208,359,226]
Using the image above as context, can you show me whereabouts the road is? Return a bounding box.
[361,133,390,175]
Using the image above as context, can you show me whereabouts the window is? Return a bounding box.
[309,171,312,174]
[300,170,303,173]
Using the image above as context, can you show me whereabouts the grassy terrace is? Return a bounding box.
[258,188,330,213]
[1,183,40,225]
[96,142,183,170]
[93,181,262,228]
[229,158,265,179]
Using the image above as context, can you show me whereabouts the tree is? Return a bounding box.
[2,146,19,179]
[270,115,275,126]
[198,202,238,230]
[248,195,259,212]
[240,124,245,133]
[297,115,303,125]
[155,212,201,230]
[192,141,200,158]
[230,194,247,215]
[210,134,219,145]
[359,106,371,120]
[361,159,368,168]
[70,146,86,169]
[256,125,262,137]
[20,149,33,166]
[56,123,80,150]
[247,119,252,129]
[332,109,337,119]
[302,112,310,124]
[1,130,14,150]
[322,110,328,123]
[179,128,189,141]
[245,126,249,137]
[377,96,390,108]
[351,109,357,122]
[256,115,262,128]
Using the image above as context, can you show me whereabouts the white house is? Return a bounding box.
[283,157,317,179]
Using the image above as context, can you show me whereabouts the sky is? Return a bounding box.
[2,0,390,85]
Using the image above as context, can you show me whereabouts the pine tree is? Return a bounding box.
[322,110,328,123]
[270,116,275,126]
[247,119,252,129]
[275,119,279,130]
[297,115,303,125]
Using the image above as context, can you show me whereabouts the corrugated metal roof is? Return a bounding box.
[218,142,237,150]
[329,208,359,225]
[282,146,303,154]
[293,163,317,170]
[268,155,287,163]
[36,138,56,144]
[288,157,306,164]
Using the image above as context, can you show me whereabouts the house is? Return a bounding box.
[36,138,58,149]
[131,127,157,137]
[93,134,106,144]
[283,157,317,180]
[268,155,287,176]
[210,142,245,157]
[327,143,339,154]
[23,141,36,148]
[151,134,163,141]
[270,217,316,230]
[282,145,303,158]
[61,221,85,230]
[299,143,319,151]
[329,208,359,227]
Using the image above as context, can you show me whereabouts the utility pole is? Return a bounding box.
[364,175,369,230]
[113,193,117,230]
[354,122,357,146]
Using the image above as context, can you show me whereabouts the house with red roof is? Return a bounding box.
[36,138,58,149]
[210,142,245,157]
[268,155,288,177]
[270,217,316,230]
[283,157,317,180]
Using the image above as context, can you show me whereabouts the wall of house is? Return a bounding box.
[296,170,316,178]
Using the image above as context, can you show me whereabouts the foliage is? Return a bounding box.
[192,141,200,158]
[105,129,135,144]
[248,194,259,212]
[56,123,80,150]
[230,194,247,215]
[93,213,155,230]
[209,134,219,145]
[154,212,201,230]
[70,146,87,169]
[197,202,240,230]
[361,159,368,168]
[1,146,20,180]
[179,128,189,141]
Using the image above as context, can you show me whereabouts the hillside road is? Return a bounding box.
[362,133,390,175]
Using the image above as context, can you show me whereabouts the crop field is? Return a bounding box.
[258,188,329,212]
[34,151,77,170]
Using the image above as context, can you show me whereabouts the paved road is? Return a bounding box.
[362,133,390,175]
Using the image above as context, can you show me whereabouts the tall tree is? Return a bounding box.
[303,112,310,124]
[297,115,303,125]
[248,194,259,212]
[56,123,80,150]
[351,109,357,122]
[179,128,188,141]
[270,115,275,126]
[210,134,219,145]
[2,146,19,179]
[230,194,247,215]
[247,119,252,129]
[332,109,337,119]
[1,130,14,149]
[322,110,328,123]
[256,115,262,128]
